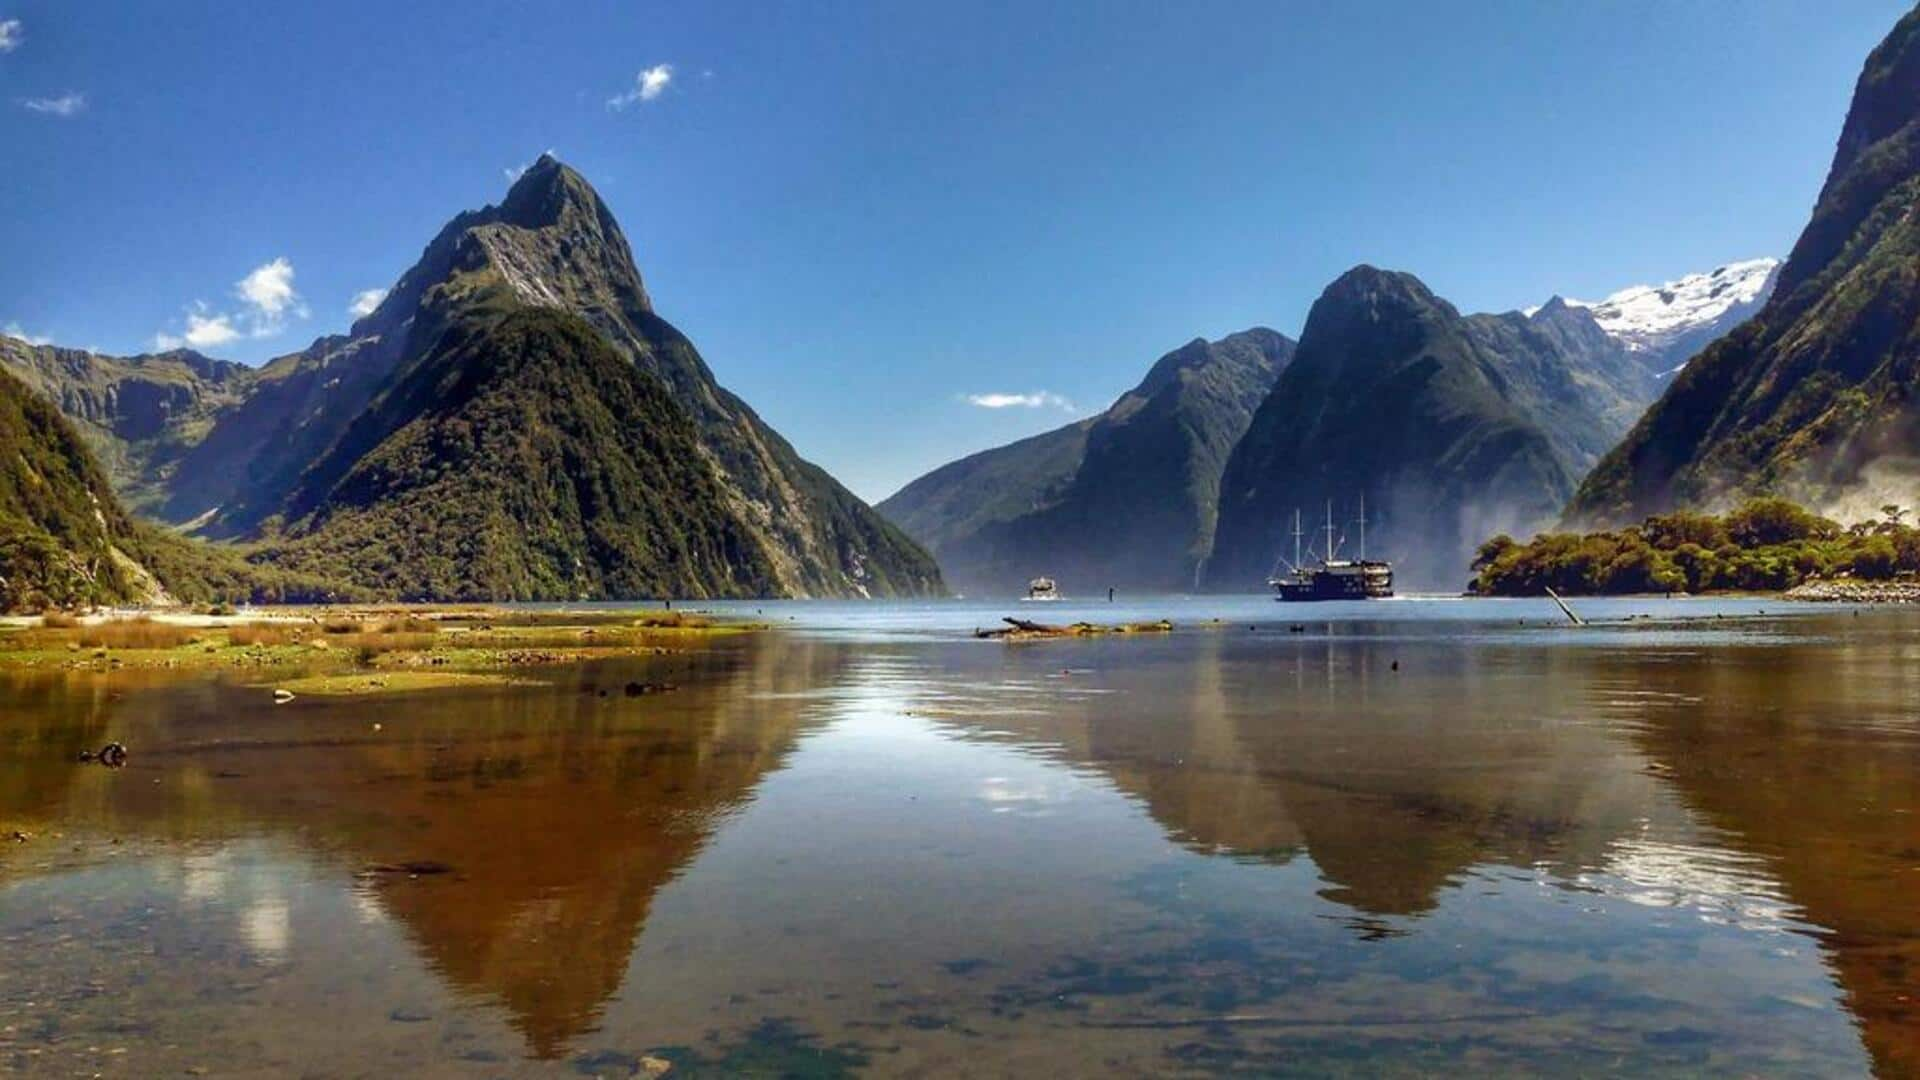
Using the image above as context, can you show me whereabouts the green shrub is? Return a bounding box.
[1473,497,1912,596]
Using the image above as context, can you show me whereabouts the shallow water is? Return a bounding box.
[2,597,1917,1076]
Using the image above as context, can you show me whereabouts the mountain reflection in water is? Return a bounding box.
[0,603,1915,1076]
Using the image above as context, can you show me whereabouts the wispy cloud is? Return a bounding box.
[348,288,387,319]
[153,258,309,351]
[21,92,85,116]
[607,63,674,110]
[965,391,1076,411]
[0,19,21,52]
[3,321,52,346]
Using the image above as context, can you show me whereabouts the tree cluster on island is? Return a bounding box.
[1471,498,1920,597]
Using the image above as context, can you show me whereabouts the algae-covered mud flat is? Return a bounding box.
[2,597,1918,1076]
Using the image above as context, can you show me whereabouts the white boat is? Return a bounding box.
[1024,577,1060,601]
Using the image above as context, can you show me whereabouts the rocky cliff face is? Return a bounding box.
[881,329,1291,594]
[0,336,250,515]
[1567,8,1920,526]
[1206,267,1660,590]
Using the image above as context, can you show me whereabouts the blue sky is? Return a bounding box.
[1,2,1910,500]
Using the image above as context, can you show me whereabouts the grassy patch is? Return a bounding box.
[0,607,760,672]
[75,616,201,650]
[265,671,546,696]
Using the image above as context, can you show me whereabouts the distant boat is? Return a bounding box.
[1024,576,1060,602]
[1269,500,1393,601]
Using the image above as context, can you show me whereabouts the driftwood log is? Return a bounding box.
[975,617,1173,640]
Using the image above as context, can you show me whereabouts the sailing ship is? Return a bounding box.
[1268,498,1394,601]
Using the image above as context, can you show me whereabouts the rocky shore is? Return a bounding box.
[1784,578,1920,603]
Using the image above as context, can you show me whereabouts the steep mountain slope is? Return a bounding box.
[0,365,168,608]
[255,301,778,601]
[881,419,1097,573]
[161,331,409,530]
[1568,9,1920,526]
[1565,258,1780,372]
[1206,267,1660,590]
[426,157,937,597]
[0,336,251,514]
[1462,298,1665,469]
[881,329,1292,594]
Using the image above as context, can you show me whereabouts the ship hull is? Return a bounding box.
[1273,562,1393,601]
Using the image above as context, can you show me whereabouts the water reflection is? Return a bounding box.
[1,609,1917,1075]
[1604,629,1920,1077]
[0,636,847,1064]
[914,631,1685,920]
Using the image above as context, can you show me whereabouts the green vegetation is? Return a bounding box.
[121,526,365,606]
[256,303,782,601]
[0,364,158,610]
[1471,497,1920,596]
[1,360,358,612]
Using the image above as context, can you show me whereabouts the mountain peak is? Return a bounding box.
[1321,265,1447,311]
[1305,266,1457,342]
[498,154,607,231]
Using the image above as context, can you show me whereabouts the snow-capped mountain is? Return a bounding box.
[1567,257,1781,370]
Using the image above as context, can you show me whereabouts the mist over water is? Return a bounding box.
[2,598,1917,1076]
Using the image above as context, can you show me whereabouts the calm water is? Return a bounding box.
[2,597,1917,1076]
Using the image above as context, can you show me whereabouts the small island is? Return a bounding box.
[1471,497,1920,600]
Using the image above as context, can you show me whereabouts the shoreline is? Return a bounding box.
[0,606,762,692]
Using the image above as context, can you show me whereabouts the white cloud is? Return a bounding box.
[607,63,674,110]
[154,306,240,351]
[0,19,21,52]
[22,92,85,116]
[151,258,307,353]
[233,256,308,336]
[3,321,52,346]
[181,310,239,348]
[965,391,1076,411]
[640,64,673,99]
[348,288,387,319]
[236,257,298,317]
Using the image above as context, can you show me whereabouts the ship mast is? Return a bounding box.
[1324,500,1336,563]
[1293,508,1303,570]
[1358,493,1367,561]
